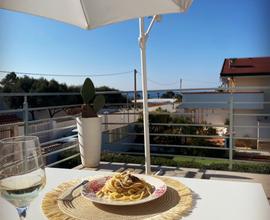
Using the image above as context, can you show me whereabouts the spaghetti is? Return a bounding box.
[96,172,153,201]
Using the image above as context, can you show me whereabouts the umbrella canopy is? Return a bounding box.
[0,0,192,174]
[0,0,192,29]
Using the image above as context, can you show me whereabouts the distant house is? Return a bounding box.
[220,57,270,88]
[179,57,270,150]
[220,57,270,142]
[0,115,23,139]
[220,57,270,109]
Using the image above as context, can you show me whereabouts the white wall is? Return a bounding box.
[181,92,264,110]
[226,76,270,112]
[232,76,270,140]
[232,76,270,87]
[180,88,270,143]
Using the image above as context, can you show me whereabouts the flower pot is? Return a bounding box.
[76,116,102,167]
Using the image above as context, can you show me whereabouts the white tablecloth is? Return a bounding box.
[0,167,269,220]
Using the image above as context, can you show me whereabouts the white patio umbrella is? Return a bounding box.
[0,0,192,174]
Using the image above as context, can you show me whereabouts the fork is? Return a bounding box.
[59,180,89,208]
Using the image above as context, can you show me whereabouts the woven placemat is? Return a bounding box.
[42,176,193,220]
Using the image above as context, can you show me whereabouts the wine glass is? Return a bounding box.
[0,136,46,220]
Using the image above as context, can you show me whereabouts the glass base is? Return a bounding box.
[16,207,28,220]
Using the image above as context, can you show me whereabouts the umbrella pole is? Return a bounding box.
[139,17,151,175]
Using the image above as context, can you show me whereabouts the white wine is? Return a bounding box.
[0,136,46,219]
[0,169,46,208]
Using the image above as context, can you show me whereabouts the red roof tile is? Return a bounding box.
[220,57,270,77]
[0,115,22,125]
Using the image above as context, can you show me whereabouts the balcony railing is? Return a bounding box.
[1,86,270,169]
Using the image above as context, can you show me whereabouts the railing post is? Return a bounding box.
[257,120,260,149]
[104,111,108,131]
[229,95,234,170]
[126,93,129,124]
[23,95,29,135]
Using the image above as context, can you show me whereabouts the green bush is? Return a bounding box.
[100,152,270,174]
[52,150,81,169]
[133,110,224,158]
[52,151,270,174]
[232,163,270,174]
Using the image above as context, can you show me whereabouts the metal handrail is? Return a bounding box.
[41,134,78,146]
[0,85,270,97]
[43,144,78,157]
[110,132,226,139]
[0,121,24,127]
[29,104,81,111]
[0,109,23,114]
[28,115,79,125]
[46,153,80,167]
[29,125,76,136]
[116,142,229,150]
[234,113,270,116]
[1,87,269,169]
[103,122,229,127]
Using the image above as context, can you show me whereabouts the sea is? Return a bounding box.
[126,89,181,100]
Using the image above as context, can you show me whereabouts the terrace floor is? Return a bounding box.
[74,162,270,204]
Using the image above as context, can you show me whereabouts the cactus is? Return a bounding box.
[81,78,105,118]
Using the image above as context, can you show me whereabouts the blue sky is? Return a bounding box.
[0,0,269,90]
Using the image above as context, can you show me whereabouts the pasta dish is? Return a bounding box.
[96,172,153,201]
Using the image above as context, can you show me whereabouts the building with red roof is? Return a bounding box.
[220,57,270,88]
[221,57,270,77]
[0,115,23,139]
[179,57,270,151]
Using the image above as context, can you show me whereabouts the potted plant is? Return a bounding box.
[76,78,105,167]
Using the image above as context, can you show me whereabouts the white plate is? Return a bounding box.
[81,174,167,206]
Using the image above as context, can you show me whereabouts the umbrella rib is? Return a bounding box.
[172,0,192,12]
[79,0,90,29]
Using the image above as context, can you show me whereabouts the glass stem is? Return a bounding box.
[16,207,28,220]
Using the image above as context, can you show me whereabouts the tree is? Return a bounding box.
[133,108,223,158]
[1,72,25,110]
[0,73,82,119]
[0,72,127,119]
[161,91,175,98]
[96,86,127,105]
